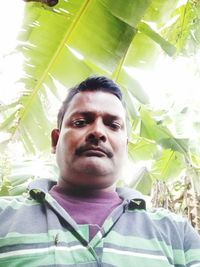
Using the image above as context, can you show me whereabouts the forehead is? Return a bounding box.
[64,91,126,119]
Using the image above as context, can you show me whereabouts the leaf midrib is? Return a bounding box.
[11,0,92,140]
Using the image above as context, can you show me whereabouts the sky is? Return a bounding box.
[0,1,25,104]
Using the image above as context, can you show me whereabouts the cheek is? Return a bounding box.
[58,130,83,153]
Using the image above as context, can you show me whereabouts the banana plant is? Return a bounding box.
[1,0,183,155]
[23,0,58,6]
[1,1,200,233]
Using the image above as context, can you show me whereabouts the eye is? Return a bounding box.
[109,121,122,131]
[72,118,87,128]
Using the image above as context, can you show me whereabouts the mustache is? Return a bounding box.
[75,144,113,158]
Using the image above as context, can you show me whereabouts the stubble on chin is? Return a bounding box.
[75,155,113,176]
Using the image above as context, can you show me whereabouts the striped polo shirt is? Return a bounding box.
[0,178,200,266]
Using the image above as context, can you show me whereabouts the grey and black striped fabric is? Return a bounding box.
[0,179,200,266]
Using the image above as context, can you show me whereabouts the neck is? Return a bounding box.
[57,178,116,196]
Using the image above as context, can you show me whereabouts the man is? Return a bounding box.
[0,76,200,266]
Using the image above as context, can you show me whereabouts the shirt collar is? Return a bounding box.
[28,178,56,201]
[116,187,146,210]
[28,178,146,210]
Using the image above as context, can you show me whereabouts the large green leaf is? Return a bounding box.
[134,168,152,195]
[0,178,11,196]
[159,138,189,155]
[0,157,58,196]
[114,67,150,105]
[3,0,185,155]
[138,22,176,56]
[1,0,200,194]
[162,1,200,54]
[140,108,172,141]
[128,138,158,161]
[144,0,180,24]
[4,0,144,154]
[150,149,185,181]
[100,0,151,27]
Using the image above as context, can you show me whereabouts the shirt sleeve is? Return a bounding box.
[183,221,200,266]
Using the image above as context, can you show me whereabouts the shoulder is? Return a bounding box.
[125,206,186,228]
[124,202,198,242]
[0,194,43,236]
[144,208,200,246]
[146,207,185,223]
[0,194,39,213]
[0,178,56,216]
[143,207,189,234]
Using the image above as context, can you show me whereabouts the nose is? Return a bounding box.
[85,119,106,144]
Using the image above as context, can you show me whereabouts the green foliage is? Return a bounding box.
[151,149,185,181]
[0,178,11,196]
[138,22,176,56]
[1,0,200,199]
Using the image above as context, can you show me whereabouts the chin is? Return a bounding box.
[81,165,111,177]
[76,157,113,176]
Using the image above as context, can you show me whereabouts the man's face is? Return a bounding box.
[51,91,128,190]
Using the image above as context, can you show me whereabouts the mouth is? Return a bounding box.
[82,148,107,157]
[76,146,113,158]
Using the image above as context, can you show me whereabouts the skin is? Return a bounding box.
[51,91,128,192]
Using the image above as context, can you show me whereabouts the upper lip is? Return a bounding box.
[76,145,113,158]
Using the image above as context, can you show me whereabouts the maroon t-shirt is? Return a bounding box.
[49,185,122,240]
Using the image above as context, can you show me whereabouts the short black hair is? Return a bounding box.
[57,76,126,130]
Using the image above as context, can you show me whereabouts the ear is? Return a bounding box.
[51,129,60,154]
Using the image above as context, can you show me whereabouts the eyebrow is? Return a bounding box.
[69,111,123,121]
